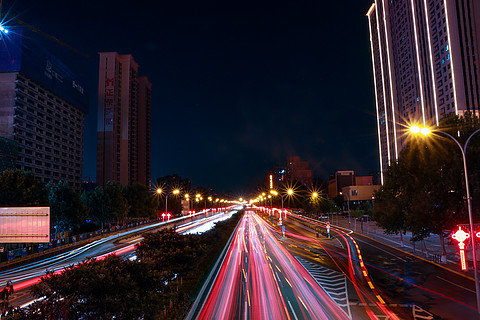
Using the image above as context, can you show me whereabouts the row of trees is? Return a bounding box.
[373,112,480,257]
[1,211,243,319]
[0,170,158,234]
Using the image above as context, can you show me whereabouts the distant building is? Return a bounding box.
[285,156,313,187]
[367,1,480,183]
[355,176,373,186]
[0,31,88,192]
[328,171,356,199]
[340,185,380,206]
[97,52,151,188]
[328,171,376,199]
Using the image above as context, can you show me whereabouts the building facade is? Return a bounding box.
[0,32,88,192]
[285,156,313,187]
[367,0,480,183]
[97,52,151,188]
[328,170,356,199]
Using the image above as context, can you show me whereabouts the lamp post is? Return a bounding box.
[270,190,280,220]
[165,189,180,217]
[184,194,190,216]
[410,125,480,317]
[311,191,319,219]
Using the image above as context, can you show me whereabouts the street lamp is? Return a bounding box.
[165,189,180,218]
[184,194,190,215]
[0,24,9,34]
[270,190,279,219]
[410,124,480,316]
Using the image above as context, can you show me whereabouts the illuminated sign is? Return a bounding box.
[0,207,50,243]
[452,226,469,271]
[103,74,115,131]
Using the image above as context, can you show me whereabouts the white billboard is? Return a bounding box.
[0,207,50,243]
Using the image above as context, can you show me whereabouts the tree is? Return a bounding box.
[373,113,478,259]
[0,170,48,206]
[47,181,87,232]
[81,187,109,229]
[27,255,165,319]
[104,182,129,225]
[136,229,207,279]
[123,184,157,219]
[372,161,409,239]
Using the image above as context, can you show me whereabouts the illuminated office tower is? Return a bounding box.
[97,52,151,188]
[367,0,480,183]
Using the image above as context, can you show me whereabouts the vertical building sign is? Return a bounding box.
[104,75,114,131]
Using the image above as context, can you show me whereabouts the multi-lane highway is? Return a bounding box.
[5,206,475,319]
[194,208,458,320]
[196,210,351,320]
[0,209,237,308]
[281,212,477,320]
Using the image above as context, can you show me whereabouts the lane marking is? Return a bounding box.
[287,300,299,320]
[436,276,475,294]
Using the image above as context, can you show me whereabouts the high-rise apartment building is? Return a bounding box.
[0,32,88,192]
[367,0,480,183]
[97,52,151,188]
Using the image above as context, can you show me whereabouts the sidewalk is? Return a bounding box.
[327,215,476,281]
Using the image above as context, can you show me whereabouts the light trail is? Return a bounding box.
[198,211,349,320]
[287,213,479,315]
[4,210,237,296]
[281,213,401,320]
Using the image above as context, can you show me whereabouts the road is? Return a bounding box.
[282,212,477,320]
[0,209,237,308]
[197,210,352,320]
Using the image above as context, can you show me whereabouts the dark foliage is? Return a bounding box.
[9,211,243,319]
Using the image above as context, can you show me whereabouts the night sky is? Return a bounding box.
[4,0,378,193]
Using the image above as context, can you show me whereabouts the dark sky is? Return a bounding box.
[4,0,378,193]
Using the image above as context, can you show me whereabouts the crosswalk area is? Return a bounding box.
[295,256,352,319]
[296,256,435,320]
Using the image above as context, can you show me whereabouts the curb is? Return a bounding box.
[350,229,475,282]
[291,214,475,283]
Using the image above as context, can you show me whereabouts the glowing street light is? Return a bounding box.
[164,189,180,219]
[410,124,480,315]
[0,24,9,34]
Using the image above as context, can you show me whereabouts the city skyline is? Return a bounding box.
[2,0,378,193]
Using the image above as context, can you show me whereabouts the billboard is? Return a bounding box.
[0,207,50,243]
